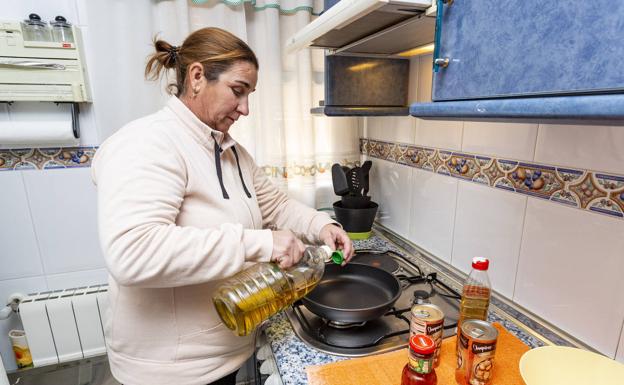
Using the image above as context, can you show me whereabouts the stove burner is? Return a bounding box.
[351,252,400,274]
[327,320,367,329]
[318,319,393,348]
[413,289,433,305]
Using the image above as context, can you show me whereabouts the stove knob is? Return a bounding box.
[264,373,283,385]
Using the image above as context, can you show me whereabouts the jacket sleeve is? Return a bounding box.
[251,159,338,245]
[92,128,272,288]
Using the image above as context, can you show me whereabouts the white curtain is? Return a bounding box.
[84,0,360,209]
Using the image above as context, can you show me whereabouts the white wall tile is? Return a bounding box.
[514,199,624,357]
[616,324,624,363]
[451,181,526,298]
[46,268,108,290]
[535,124,624,174]
[408,169,458,263]
[368,158,412,237]
[0,276,48,372]
[365,117,415,143]
[0,172,43,280]
[22,168,104,274]
[462,121,538,161]
[414,119,464,151]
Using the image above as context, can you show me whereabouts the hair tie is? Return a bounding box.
[168,45,180,62]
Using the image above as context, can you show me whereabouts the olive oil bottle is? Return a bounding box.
[213,246,342,336]
[457,257,492,330]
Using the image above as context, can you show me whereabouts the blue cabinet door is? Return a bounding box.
[432,0,624,101]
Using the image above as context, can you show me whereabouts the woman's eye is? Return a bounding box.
[232,88,242,96]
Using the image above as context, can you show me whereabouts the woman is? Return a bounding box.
[92,27,353,385]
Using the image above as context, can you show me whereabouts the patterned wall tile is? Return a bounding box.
[360,138,624,221]
[0,146,96,171]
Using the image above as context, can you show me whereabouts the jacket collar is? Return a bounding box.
[165,96,236,152]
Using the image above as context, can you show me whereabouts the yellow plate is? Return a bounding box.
[519,346,624,385]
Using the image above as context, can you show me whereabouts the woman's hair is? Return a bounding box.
[145,27,258,96]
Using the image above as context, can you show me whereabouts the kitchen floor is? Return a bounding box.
[8,354,262,385]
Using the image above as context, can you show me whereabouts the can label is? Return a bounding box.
[455,320,497,385]
[410,304,444,367]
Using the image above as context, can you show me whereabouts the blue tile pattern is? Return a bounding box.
[361,138,624,220]
[432,1,624,101]
[0,147,97,171]
[264,234,563,385]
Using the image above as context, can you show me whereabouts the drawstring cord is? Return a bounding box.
[232,146,252,198]
[211,133,251,200]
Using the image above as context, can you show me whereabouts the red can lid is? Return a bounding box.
[409,334,436,355]
[472,257,489,271]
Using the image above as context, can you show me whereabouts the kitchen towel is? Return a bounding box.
[306,322,530,385]
[0,120,77,147]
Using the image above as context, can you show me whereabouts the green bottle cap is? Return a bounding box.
[331,250,344,264]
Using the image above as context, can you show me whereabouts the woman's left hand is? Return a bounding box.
[319,224,354,265]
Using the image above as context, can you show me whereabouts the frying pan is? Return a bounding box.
[302,263,402,323]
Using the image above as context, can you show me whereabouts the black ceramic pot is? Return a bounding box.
[333,200,378,240]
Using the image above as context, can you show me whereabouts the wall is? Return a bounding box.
[361,54,624,361]
[0,0,170,371]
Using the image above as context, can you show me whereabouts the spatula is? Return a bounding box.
[331,163,349,196]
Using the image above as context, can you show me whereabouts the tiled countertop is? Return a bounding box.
[263,232,555,385]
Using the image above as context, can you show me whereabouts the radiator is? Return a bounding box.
[18,285,109,367]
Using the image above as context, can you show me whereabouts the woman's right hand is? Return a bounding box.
[271,230,305,268]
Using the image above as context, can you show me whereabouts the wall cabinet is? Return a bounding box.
[432,0,624,101]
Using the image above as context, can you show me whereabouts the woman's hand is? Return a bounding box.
[271,230,305,268]
[319,224,354,265]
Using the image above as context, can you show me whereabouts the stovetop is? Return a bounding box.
[285,249,461,357]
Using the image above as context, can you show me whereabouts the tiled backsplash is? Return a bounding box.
[361,138,624,220]
[0,147,96,171]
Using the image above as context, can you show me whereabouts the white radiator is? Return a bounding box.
[18,285,109,367]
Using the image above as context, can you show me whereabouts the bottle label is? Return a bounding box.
[408,351,434,374]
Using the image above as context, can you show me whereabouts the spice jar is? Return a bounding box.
[50,16,74,43]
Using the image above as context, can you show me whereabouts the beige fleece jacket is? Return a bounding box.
[91,96,335,385]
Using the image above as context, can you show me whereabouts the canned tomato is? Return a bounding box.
[455,320,498,385]
[410,303,444,367]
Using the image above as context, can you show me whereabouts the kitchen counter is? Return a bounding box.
[263,230,559,385]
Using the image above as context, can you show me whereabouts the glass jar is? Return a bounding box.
[22,13,51,42]
[402,334,438,385]
[50,15,74,43]
[213,246,342,336]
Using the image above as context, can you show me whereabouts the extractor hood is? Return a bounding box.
[286,0,436,56]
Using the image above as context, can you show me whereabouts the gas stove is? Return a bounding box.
[285,249,461,357]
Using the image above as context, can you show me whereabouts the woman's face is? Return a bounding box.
[184,61,258,133]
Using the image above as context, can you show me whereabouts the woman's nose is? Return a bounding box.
[237,98,249,116]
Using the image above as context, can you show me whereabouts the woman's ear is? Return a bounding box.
[186,62,204,97]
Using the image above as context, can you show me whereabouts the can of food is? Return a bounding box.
[455,320,498,385]
[410,303,444,367]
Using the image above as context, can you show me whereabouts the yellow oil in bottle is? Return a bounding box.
[214,246,330,336]
[457,285,491,330]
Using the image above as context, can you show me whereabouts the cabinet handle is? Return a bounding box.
[433,0,452,72]
[434,58,449,68]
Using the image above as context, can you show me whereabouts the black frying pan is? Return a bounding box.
[302,263,402,323]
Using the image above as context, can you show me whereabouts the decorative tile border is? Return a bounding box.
[361,138,624,219]
[0,146,360,179]
[0,146,97,171]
